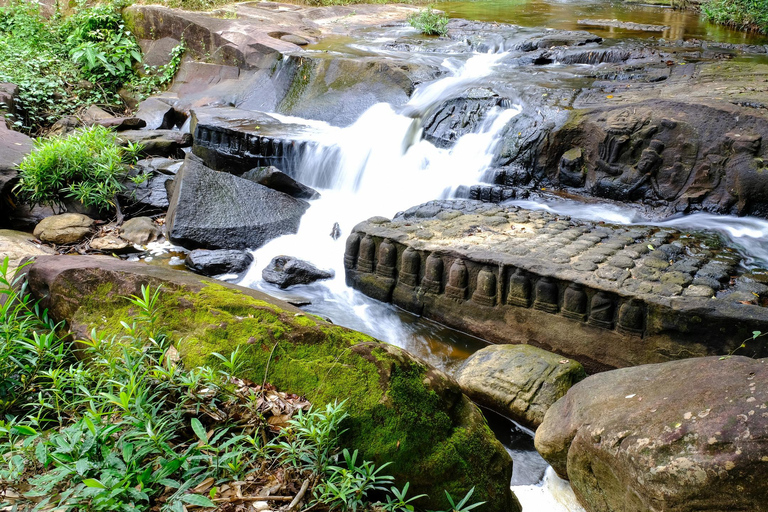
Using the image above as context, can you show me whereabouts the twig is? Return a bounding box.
[287,479,310,512]
[262,340,280,390]
[212,496,294,503]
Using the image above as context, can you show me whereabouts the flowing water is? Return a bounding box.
[230,4,768,510]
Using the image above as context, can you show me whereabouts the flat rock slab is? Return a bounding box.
[344,199,768,371]
[0,229,55,277]
[534,356,768,512]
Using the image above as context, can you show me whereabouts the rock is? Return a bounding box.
[135,98,187,130]
[89,235,132,253]
[120,217,160,246]
[117,130,192,158]
[577,19,670,32]
[185,249,253,276]
[0,123,33,227]
[242,166,319,200]
[345,199,768,372]
[455,344,586,429]
[33,213,94,244]
[280,34,309,45]
[166,155,309,250]
[93,117,147,131]
[262,255,334,288]
[80,105,114,124]
[25,255,519,512]
[0,83,20,122]
[119,171,173,214]
[0,229,55,277]
[534,356,768,512]
[48,115,82,136]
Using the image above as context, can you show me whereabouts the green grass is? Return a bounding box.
[702,0,768,34]
[408,7,449,36]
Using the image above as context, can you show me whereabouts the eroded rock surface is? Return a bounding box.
[24,255,519,512]
[534,356,768,512]
[345,200,768,371]
[456,344,586,429]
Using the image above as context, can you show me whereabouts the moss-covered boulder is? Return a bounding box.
[25,255,518,512]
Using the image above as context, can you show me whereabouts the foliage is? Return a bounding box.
[702,0,768,34]
[0,262,484,512]
[0,0,182,134]
[129,41,186,100]
[15,125,142,211]
[408,7,449,36]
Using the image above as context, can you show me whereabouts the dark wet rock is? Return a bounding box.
[135,98,187,130]
[456,344,586,429]
[330,222,341,240]
[262,255,334,288]
[0,83,20,121]
[93,116,147,131]
[185,248,254,276]
[535,356,768,512]
[120,217,160,246]
[242,166,319,200]
[166,154,309,250]
[0,123,33,227]
[119,169,173,215]
[515,30,602,51]
[24,255,519,512]
[136,157,184,175]
[0,229,55,276]
[577,19,670,32]
[344,199,768,372]
[33,213,94,244]
[118,130,192,158]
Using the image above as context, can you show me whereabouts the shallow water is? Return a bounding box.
[438,0,768,45]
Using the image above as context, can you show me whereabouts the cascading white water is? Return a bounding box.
[238,51,586,512]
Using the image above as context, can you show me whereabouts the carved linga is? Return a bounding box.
[446,259,468,300]
[345,235,648,337]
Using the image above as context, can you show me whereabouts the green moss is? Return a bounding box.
[70,280,513,512]
[278,58,315,113]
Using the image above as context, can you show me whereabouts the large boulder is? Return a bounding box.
[243,166,319,200]
[534,356,768,512]
[456,344,586,429]
[166,155,309,250]
[0,123,33,227]
[24,255,519,512]
[33,213,94,244]
[262,255,334,288]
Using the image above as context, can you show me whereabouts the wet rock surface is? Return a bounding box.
[534,356,768,512]
[185,249,254,276]
[344,199,768,371]
[456,344,586,429]
[262,255,334,288]
[243,166,319,200]
[166,155,309,250]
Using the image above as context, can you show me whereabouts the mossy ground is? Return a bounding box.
[70,279,514,512]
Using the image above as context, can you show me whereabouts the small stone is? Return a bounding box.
[90,235,132,253]
[262,255,334,289]
[683,285,715,298]
[280,34,309,45]
[34,213,94,244]
[120,217,160,246]
[185,249,254,276]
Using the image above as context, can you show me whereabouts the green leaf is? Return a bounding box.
[647,244,655,251]
[191,418,208,444]
[83,478,106,489]
[753,330,762,339]
[180,494,216,508]
[35,442,47,464]
[12,425,37,436]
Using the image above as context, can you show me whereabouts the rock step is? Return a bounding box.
[190,106,321,175]
[344,199,768,372]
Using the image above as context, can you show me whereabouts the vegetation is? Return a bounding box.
[702,0,768,34]
[408,7,449,36]
[0,0,183,134]
[15,125,142,211]
[0,258,486,512]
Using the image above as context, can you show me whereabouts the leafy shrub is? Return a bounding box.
[15,125,142,211]
[408,7,449,37]
[703,0,768,34]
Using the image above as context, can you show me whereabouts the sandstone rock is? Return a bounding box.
[89,234,132,253]
[24,255,519,512]
[93,117,147,131]
[80,105,114,124]
[0,229,55,277]
[0,123,33,227]
[120,217,160,246]
[117,130,192,158]
[48,115,82,136]
[534,356,768,512]
[262,255,334,289]
[135,98,187,130]
[33,213,94,244]
[242,166,319,200]
[166,155,309,250]
[456,344,586,429]
[185,249,253,276]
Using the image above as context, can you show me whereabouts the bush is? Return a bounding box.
[702,0,768,34]
[15,125,142,211]
[408,7,449,37]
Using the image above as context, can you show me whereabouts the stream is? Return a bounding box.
[218,1,768,510]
